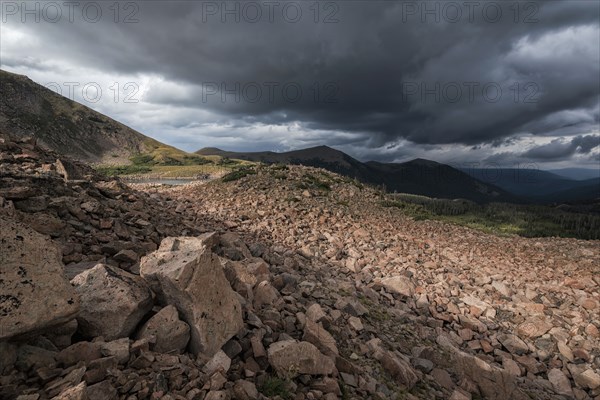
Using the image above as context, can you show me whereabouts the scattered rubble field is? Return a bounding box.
[1,134,599,400]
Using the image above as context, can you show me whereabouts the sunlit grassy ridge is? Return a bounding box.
[96,142,256,178]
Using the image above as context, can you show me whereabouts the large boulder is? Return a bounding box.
[0,216,79,340]
[379,276,415,298]
[71,264,153,340]
[218,232,252,260]
[140,236,243,357]
[267,340,337,378]
[136,305,190,354]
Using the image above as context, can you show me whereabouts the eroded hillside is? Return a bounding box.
[0,70,202,166]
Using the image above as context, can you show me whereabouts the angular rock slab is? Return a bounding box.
[52,381,89,400]
[140,236,243,357]
[267,340,337,378]
[498,333,529,355]
[547,368,574,397]
[367,338,418,390]
[71,264,153,340]
[0,216,79,340]
[136,305,190,354]
[303,318,338,358]
[379,276,415,298]
[437,334,530,400]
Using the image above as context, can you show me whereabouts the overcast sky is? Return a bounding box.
[1,0,599,168]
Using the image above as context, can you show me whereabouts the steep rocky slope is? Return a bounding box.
[0,132,200,272]
[1,134,599,400]
[0,69,192,165]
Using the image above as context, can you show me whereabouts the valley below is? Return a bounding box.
[1,133,599,400]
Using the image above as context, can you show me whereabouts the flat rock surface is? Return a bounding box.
[0,216,79,340]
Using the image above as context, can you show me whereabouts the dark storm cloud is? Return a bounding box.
[522,135,600,160]
[1,0,599,158]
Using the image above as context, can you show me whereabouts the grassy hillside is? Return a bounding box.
[96,150,255,179]
[383,193,600,240]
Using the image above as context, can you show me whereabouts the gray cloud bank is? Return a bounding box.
[1,0,599,167]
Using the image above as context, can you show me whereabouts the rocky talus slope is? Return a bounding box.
[1,134,599,400]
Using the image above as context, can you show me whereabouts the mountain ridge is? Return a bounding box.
[196,146,519,203]
[460,167,600,203]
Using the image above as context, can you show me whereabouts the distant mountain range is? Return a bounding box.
[197,147,599,203]
[196,146,519,203]
[548,168,599,181]
[459,168,599,202]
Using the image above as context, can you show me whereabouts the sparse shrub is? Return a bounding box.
[160,156,184,166]
[302,173,331,191]
[221,167,256,182]
[271,164,289,171]
[259,376,291,399]
[182,155,212,165]
[130,154,156,165]
[217,156,239,166]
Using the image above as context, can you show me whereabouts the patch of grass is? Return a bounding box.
[267,164,290,180]
[217,156,240,166]
[259,376,291,400]
[364,304,391,322]
[381,200,432,220]
[340,381,350,400]
[301,173,331,192]
[130,153,157,165]
[148,165,227,177]
[270,164,289,171]
[221,167,257,182]
[130,151,212,167]
[131,138,217,166]
[95,164,229,178]
[360,295,414,325]
[96,165,152,176]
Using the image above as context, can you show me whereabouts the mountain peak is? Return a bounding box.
[308,145,335,151]
[197,147,225,153]
[409,158,442,166]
